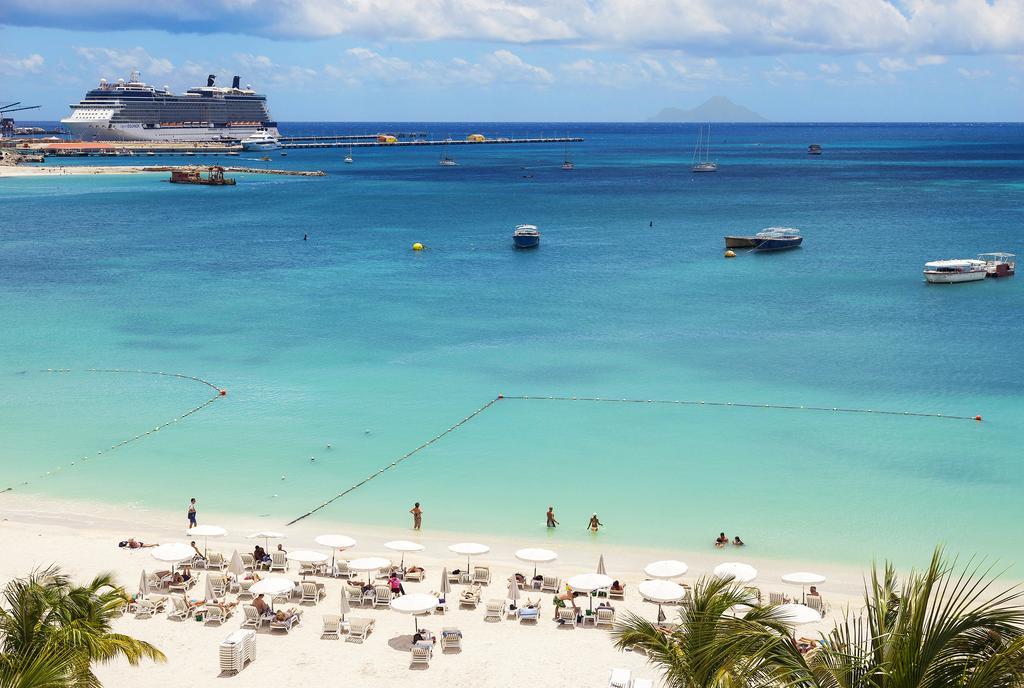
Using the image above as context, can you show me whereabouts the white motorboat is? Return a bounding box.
[241,129,279,151]
[923,259,988,284]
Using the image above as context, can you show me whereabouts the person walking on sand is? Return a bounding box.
[546,506,559,528]
[187,498,197,528]
[587,513,603,532]
[410,502,422,530]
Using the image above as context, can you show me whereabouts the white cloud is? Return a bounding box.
[559,54,735,88]
[74,47,174,78]
[878,57,914,72]
[818,62,841,74]
[4,0,1024,55]
[957,67,992,79]
[856,60,874,74]
[916,54,947,66]
[487,49,554,83]
[762,60,808,83]
[326,48,552,87]
[0,53,44,75]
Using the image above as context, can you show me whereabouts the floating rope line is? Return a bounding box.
[287,392,981,524]
[0,368,227,494]
[286,396,500,526]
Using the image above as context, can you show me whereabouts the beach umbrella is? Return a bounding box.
[390,593,438,632]
[644,560,689,580]
[205,573,216,601]
[515,548,558,578]
[448,542,489,571]
[384,540,424,569]
[781,571,826,603]
[713,562,758,584]
[638,579,685,624]
[596,554,607,576]
[567,573,614,610]
[315,534,357,569]
[138,570,150,599]
[287,550,329,579]
[339,584,351,622]
[248,530,287,550]
[348,556,392,584]
[186,524,227,558]
[507,576,520,606]
[775,603,823,626]
[228,550,245,577]
[439,568,451,599]
[151,543,194,571]
[250,576,293,611]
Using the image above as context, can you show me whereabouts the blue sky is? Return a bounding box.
[1,1,1022,121]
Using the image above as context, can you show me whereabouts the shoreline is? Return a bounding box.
[0,165,325,177]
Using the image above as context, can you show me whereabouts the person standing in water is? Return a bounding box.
[546,507,559,528]
[587,513,603,532]
[187,498,197,528]
[410,502,422,530]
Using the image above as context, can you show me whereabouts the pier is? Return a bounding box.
[280,136,583,150]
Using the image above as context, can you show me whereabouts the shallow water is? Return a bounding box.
[1,122,1021,568]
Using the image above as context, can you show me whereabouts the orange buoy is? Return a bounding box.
[219,389,227,396]
[975,415,982,421]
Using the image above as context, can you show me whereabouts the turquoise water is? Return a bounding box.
[1,122,1022,568]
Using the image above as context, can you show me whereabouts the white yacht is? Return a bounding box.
[241,129,280,151]
[692,124,718,173]
[923,259,988,284]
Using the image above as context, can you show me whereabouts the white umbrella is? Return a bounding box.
[781,571,826,603]
[448,542,489,571]
[205,573,216,601]
[138,570,150,599]
[638,579,685,623]
[228,550,245,577]
[348,556,392,583]
[314,534,356,569]
[713,562,758,584]
[287,550,329,579]
[385,540,425,568]
[250,576,294,611]
[645,560,689,579]
[775,603,823,626]
[390,593,438,632]
[151,543,194,570]
[567,573,614,611]
[515,548,557,578]
[186,525,227,558]
[248,530,287,550]
[507,576,520,606]
[596,554,607,576]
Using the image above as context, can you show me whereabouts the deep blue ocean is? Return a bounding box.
[1,122,1022,568]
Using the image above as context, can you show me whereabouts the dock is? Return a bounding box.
[279,136,583,150]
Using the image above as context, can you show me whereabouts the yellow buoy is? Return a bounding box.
[412,242,424,251]
[724,250,736,258]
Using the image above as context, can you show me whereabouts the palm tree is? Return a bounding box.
[0,566,165,688]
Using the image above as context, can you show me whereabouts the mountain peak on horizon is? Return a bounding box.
[648,96,768,123]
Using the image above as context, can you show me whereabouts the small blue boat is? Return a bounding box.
[752,227,802,251]
[513,224,540,249]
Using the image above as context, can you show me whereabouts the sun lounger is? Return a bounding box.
[541,575,561,593]
[440,627,462,651]
[410,644,432,667]
[483,599,505,622]
[373,585,392,608]
[806,596,826,616]
[608,668,631,688]
[241,604,273,630]
[134,596,167,619]
[458,586,481,609]
[237,578,255,600]
[241,553,255,571]
[632,679,654,688]
[269,551,287,573]
[167,595,194,621]
[208,574,227,598]
[145,572,167,590]
[301,581,325,605]
[447,570,463,584]
[348,617,375,642]
[609,585,625,601]
[207,552,227,571]
[596,607,616,628]
[333,561,352,578]
[404,568,425,582]
[269,609,303,633]
[517,606,540,623]
[769,592,788,605]
[472,566,491,585]
[344,586,363,607]
[168,577,196,594]
[557,606,578,627]
[321,614,342,639]
[432,593,448,613]
[204,604,234,625]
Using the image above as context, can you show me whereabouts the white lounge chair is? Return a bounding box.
[373,585,392,608]
[440,627,462,651]
[404,567,425,582]
[609,585,625,601]
[269,609,303,633]
[134,596,167,619]
[483,599,505,622]
[541,576,561,593]
[458,586,481,609]
[348,617,374,642]
[241,604,272,630]
[517,605,540,623]
[237,578,255,600]
[299,561,323,577]
[321,614,342,639]
[632,679,654,688]
[206,552,227,571]
[168,576,196,594]
[806,595,826,616]
[411,644,432,667]
[596,606,616,628]
[208,574,227,598]
[557,606,578,627]
[167,595,194,621]
[345,586,363,607]
[769,592,788,605]
[269,551,288,572]
[472,566,491,585]
[608,668,631,688]
[333,561,352,578]
[301,581,325,605]
[204,604,233,625]
[241,553,256,571]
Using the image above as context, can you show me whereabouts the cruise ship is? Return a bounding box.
[61,71,278,142]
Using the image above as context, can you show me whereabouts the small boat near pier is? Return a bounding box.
[168,166,236,186]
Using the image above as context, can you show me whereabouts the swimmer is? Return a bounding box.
[586,513,603,532]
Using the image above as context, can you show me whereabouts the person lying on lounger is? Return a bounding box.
[119,538,158,549]
[611,580,624,593]
[412,630,436,647]
[274,608,300,623]
[406,565,424,575]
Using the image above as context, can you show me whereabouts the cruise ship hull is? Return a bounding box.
[61,120,279,143]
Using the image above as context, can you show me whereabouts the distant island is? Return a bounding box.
[648,96,768,123]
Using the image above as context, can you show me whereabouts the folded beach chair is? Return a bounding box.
[404,567,425,582]
[241,604,272,630]
[270,609,303,633]
[241,553,256,571]
[806,595,826,616]
[517,606,539,623]
[321,614,342,639]
[595,607,616,629]
[440,627,462,651]
[269,551,288,573]
[483,599,505,622]
[769,592,787,605]
[472,566,491,585]
[301,581,325,605]
[410,644,432,668]
[204,604,233,625]
[373,585,392,608]
[608,668,632,688]
[557,606,578,627]
[348,617,375,642]
[167,595,194,621]
[541,575,561,593]
[207,552,227,571]
[609,585,625,601]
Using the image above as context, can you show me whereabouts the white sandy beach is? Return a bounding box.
[0,492,872,688]
[0,165,162,177]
